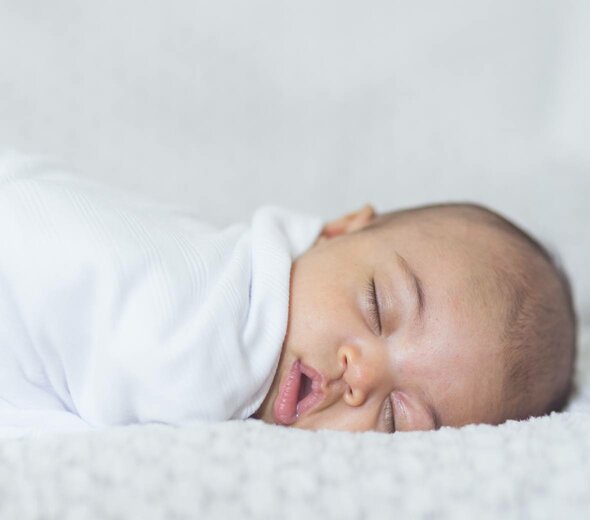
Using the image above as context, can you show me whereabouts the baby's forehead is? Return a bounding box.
[377,210,519,331]
[368,205,540,316]
[393,205,502,236]
[376,207,515,262]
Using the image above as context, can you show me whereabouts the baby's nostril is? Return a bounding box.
[340,352,348,371]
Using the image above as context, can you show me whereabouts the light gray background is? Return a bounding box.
[1,0,589,318]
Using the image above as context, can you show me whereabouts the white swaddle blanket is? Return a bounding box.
[0,152,323,438]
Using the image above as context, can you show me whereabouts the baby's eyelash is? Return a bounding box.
[384,395,395,433]
[365,277,382,335]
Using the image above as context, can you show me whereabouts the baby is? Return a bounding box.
[253,203,577,432]
[0,152,577,437]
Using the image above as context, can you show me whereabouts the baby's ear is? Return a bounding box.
[316,204,376,244]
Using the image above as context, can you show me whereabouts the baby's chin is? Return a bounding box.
[250,389,275,423]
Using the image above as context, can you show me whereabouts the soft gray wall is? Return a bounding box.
[1,0,589,316]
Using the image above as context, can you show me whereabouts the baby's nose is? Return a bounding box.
[337,343,383,407]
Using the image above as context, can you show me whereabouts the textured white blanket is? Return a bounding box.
[1,326,588,519]
[0,151,322,435]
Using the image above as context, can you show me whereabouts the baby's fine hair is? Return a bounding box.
[367,202,578,421]
[462,203,577,418]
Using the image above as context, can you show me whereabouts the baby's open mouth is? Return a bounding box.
[297,373,313,403]
[273,360,325,425]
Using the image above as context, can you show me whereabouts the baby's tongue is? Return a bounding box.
[274,361,301,425]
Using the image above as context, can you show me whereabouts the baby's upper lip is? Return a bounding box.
[299,362,325,392]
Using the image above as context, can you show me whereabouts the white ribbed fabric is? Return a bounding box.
[0,151,323,437]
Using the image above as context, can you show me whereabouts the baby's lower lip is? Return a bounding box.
[273,360,324,425]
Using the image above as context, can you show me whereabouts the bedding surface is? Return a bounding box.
[1,325,589,519]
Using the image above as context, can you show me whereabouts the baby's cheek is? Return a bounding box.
[294,403,377,433]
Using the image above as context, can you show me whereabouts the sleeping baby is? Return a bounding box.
[0,151,576,437]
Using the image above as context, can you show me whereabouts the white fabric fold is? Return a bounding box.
[0,151,323,438]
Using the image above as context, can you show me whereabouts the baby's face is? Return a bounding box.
[254,207,509,433]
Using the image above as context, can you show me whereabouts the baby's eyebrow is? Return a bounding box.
[395,253,426,323]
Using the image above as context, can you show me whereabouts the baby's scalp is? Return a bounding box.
[365,203,577,423]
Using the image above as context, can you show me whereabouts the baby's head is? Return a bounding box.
[253,203,577,432]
